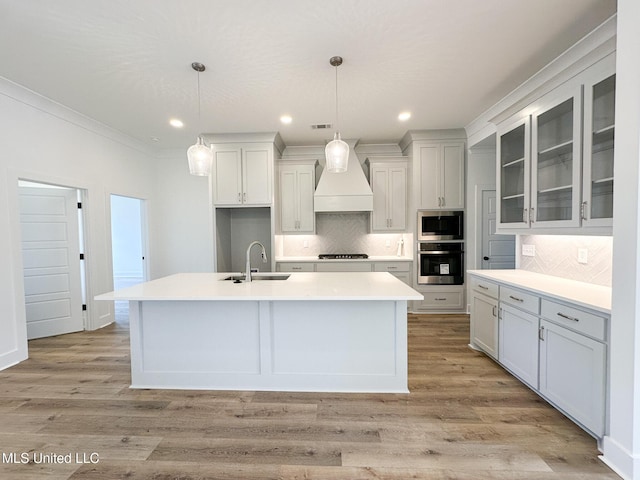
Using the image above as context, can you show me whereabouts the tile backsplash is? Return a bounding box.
[518,235,612,287]
[277,213,412,258]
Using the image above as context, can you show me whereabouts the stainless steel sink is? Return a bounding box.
[222,274,290,282]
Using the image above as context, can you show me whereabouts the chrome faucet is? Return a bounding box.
[245,241,267,282]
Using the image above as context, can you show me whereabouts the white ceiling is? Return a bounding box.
[0,0,617,150]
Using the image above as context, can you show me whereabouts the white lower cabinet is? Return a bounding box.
[413,285,465,312]
[470,291,498,360]
[468,272,609,440]
[498,304,540,389]
[539,319,606,436]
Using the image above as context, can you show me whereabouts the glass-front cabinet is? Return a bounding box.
[496,54,615,233]
[582,73,615,228]
[497,117,530,228]
[531,86,582,228]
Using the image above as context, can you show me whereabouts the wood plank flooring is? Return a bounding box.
[0,314,618,479]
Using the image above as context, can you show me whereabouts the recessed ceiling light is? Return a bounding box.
[169,118,184,128]
[280,115,293,124]
[398,112,411,121]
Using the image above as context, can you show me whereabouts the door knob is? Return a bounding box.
[483,256,490,261]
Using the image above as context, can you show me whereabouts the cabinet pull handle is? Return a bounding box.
[477,284,489,290]
[530,207,535,223]
[492,305,497,317]
[509,295,524,303]
[388,266,397,270]
[435,297,446,301]
[243,192,247,202]
[437,197,441,207]
[581,201,588,221]
[389,218,392,228]
[523,208,528,223]
[292,267,302,270]
[539,326,545,341]
[557,312,580,322]
[238,192,241,202]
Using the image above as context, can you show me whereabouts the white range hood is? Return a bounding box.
[314,144,373,213]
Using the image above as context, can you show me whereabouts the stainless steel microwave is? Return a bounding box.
[417,210,464,241]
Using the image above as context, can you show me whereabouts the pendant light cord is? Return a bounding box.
[334,65,339,133]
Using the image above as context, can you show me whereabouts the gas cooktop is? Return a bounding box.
[318,253,369,260]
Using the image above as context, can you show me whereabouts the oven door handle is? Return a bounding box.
[418,250,464,255]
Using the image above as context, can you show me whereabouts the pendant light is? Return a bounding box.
[325,56,349,173]
[187,62,213,176]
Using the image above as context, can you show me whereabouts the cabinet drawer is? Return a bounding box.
[500,285,539,314]
[315,262,372,272]
[470,277,498,299]
[277,262,314,272]
[421,290,464,309]
[373,262,411,273]
[541,299,606,341]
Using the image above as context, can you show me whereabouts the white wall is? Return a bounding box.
[604,0,640,477]
[0,77,156,370]
[151,150,213,277]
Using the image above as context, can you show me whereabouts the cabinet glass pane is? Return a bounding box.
[536,98,574,222]
[500,124,525,224]
[590,74,615,219]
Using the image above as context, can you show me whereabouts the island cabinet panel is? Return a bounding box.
[136,301,261,374]
[271,301,397,375]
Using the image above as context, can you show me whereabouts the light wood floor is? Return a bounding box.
[0,314,618,479]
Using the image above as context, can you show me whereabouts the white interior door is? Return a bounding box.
[482,190,515,269]
[19,186,84,339]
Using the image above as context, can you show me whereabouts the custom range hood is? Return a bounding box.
[314,141,373,212]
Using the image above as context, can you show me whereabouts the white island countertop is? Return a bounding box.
[467,269,611,314]
[95,272,423,302]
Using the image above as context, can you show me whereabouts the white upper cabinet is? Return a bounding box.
[418,142,464,210]
[497,116,531,228]
[277,159,317,233]
[531,85,582,228]
[582,71,615,228]
[212,143,274,206]
[496,55,615,234]
[369,157,408,232]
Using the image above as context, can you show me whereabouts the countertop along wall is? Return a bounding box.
[517,235,613,287]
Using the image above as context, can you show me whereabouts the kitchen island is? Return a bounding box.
[96,272,422,393]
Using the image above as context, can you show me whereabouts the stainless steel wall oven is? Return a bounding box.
[417,242,464,285]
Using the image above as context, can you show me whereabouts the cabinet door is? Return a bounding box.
[212,148,242,205]
[419,145,440,209]
[499,304,539,389]
[296,167,315,233]
[582,73,615,228]
[279,168,298,232]
[242,147,271,205]
[531,87,582,227]
[388,166,407,230]
[497,116,531,228]
[371,166,390,230]
[539,319,606,436]
[441,143,464,209]
[471,293,499,359]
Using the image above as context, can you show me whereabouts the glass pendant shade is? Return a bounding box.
[325,132,349,173]
[187,136,213,176]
